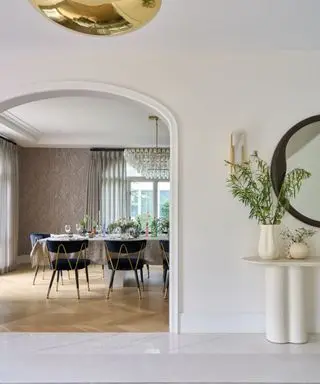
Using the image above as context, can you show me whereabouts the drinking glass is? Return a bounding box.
[65,224,71,235]
[76,223,82,234]
[96,224,102,237]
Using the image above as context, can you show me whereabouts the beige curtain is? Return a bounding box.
[86,150,128,230]
[0,138,19,274]
[86,151,102,230]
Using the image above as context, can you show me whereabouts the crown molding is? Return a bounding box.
[0,111,40,142]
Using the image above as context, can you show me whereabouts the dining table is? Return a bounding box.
[30,234,169,287]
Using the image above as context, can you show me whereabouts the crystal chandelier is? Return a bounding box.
[124,116,170,180]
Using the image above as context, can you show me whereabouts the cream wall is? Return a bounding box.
[3,51,320,332]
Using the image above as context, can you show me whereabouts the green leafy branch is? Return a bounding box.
[225,151,311,225]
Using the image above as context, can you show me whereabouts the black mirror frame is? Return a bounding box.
[271,114,320,228]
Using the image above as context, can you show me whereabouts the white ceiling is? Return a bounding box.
[1,0,320,52]
[1,0,320,147]
[0,96,169,148]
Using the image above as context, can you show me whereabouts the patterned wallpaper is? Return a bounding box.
[19,148,90,254]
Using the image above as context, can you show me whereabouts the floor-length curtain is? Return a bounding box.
[101,150,128,227]
[86,150,128,230]
[0,138,18,274]
[86,151,102,230]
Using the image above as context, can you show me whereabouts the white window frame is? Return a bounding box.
[127,177,170,219]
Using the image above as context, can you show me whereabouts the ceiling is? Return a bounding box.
[0,96,170,148]
[1,0,320,147]
[1,0,320,52]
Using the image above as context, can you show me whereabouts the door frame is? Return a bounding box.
[0,80,180,333]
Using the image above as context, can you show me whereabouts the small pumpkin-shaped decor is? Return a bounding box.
[289,242,309,259]
[281,227,316,260]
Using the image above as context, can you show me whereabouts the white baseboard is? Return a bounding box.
[17,254,30,265]
[179,312,265,333]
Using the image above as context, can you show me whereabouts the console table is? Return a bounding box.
[243,256,320,344]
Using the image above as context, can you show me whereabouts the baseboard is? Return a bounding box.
[17,254,30,265]
[179,312,265,333]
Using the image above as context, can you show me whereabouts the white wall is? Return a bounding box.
[2,51,320,332]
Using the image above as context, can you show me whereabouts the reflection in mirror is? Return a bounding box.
[271,115,320,227]
[286,121,320,222]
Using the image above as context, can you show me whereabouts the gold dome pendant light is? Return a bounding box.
[29,0,162,36]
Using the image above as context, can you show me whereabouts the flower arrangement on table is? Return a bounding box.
[79,214,90,234]
[158,217,169,234]
[108,218,141,237]
[281,227,317,259]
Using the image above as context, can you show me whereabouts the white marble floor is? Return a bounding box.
[1,333,320,383]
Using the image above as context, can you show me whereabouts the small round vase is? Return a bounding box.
[289,242,309,259]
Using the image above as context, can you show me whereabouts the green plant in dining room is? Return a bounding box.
[151,217,159,236]
[225,151,311,224]
[79,214,89,230]
[281,227,317,244]
[108,218,140,234]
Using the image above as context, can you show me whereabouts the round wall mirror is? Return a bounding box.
[271,115,320,227]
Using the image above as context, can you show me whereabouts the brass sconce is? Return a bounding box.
[229,131,246,172]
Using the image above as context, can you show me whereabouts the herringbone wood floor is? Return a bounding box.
[0,264,168,332]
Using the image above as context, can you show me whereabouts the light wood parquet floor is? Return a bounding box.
[0,264,169,332]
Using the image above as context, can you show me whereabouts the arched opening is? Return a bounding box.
[0,81,179,333]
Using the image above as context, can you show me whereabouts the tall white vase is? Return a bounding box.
[258,225,279,260]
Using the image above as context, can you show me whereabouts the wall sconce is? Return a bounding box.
[229,131,246,172]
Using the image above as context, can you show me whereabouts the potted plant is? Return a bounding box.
[151,217,160,236]
[159,218,169,234]
[79,214,89,234]
[281,227,316,259]
[226,151,311,259]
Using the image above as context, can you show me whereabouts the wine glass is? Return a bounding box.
[76,223,82,235]
[96,224,102,237]
[65,224,71,236]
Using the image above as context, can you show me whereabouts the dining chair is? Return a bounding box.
[160,240,169,300]
[29,232,51,285]
[46,240,90,299]
[104,240,147,300]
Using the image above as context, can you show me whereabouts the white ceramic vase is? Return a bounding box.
[289,242,309,259]
[258,225,279,260]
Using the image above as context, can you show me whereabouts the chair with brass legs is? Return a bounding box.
[160,240,169,300]
[105,240,147,300]
[46,240,90,300]
[30,232,51,285]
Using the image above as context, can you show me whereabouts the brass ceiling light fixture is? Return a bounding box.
[29,0,162,36]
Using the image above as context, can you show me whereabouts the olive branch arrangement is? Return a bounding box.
[225,151,311,224]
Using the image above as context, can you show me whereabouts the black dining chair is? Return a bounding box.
[160,240,169,300]
[105,240,147,300]
[29,232,51,285]
[46,240,90,299]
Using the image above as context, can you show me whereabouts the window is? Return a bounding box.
[158,181,170,219]
[127,164,170,230]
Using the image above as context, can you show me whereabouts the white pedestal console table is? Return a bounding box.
[243,256,320,344]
